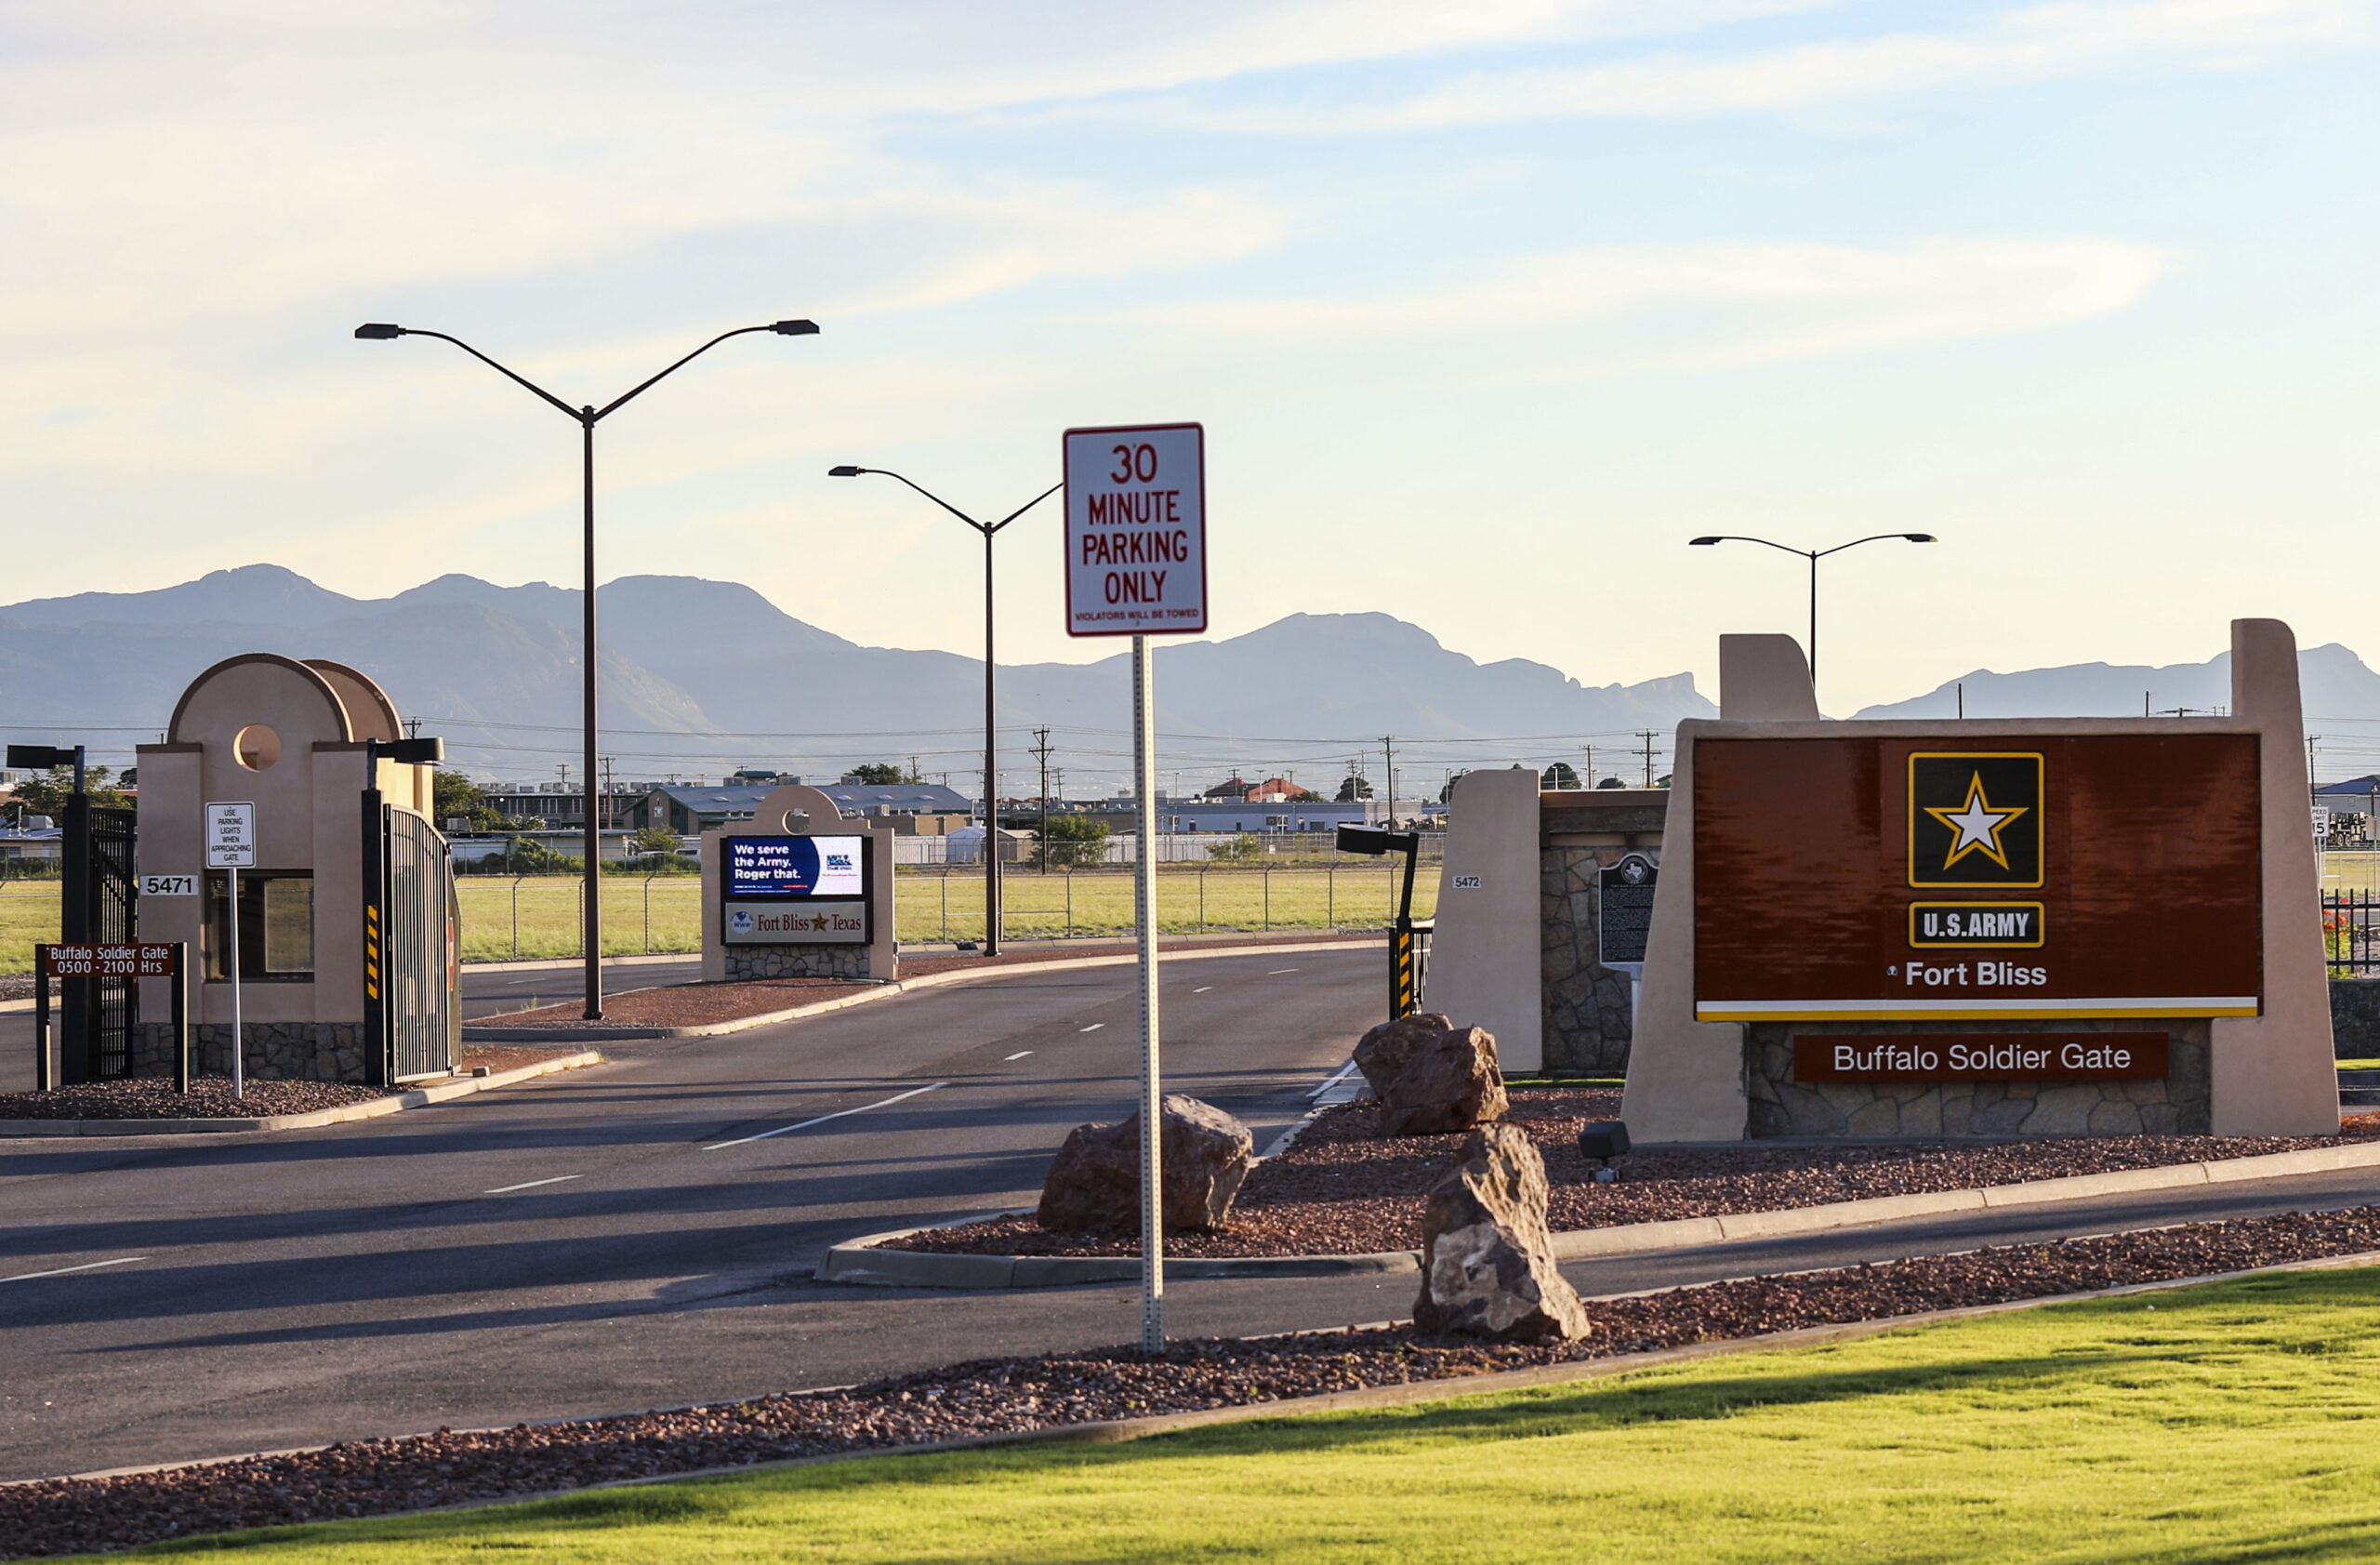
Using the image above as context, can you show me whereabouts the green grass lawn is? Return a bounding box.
[99,1267,2380,1563]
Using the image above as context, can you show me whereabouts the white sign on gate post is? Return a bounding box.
[205,802,255,1098]
[1063,422,1207,1357]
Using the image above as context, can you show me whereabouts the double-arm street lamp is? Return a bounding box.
[1687,532,1937,697]
[358,317,820,1018]
[829,466,1061,956]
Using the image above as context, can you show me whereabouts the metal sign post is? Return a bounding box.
[1064,421,1207,1355]
[205,802,256,1098]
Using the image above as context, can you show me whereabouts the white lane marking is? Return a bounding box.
[1005,1051,1034,1061]
[704,1081,948,1151]
[1268,968,1299,975]
[1080,1023,1104,1032]
[1,1256,147,1284]
[1192,986,1212,993]
[1308,1060,1360,1099]
[483,1174,582,1195]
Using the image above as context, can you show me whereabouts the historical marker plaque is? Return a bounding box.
[1597,853,1659,967]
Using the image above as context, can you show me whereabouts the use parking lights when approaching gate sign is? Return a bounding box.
[1063,421,1207,1357]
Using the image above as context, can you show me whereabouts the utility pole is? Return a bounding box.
[1382,735,1396,829]
[1032,725,1054,873]
[1582,743,1593,789]
[404,715,421,740]
[2308,735,2321,807]
[1638,730,1659,789]
[602,756,615,840]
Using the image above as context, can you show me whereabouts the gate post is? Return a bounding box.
[33,947,51,1093]
[362,788,390,1086]
[59,789,89,1083]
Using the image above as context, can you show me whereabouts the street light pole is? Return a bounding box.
[1686,532,1937,697]
[829,466,1062,956]
[358,317,819,1017]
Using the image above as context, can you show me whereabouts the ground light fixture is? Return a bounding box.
[357,316,819,1018]
[828,464,1060,956]
[1686,532,1937,699]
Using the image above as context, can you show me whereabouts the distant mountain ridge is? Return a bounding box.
[0,566,1717,786]
[1852,643,2380,723]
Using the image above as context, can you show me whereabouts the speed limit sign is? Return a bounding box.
[1062,423,1206,637]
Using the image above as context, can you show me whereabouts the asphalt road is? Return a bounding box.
[0,945,1377,1480]
[5,945,2379,1485]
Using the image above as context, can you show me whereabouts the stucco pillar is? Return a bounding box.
[2210,617,2340,1134]
[1424,767,1543,1069]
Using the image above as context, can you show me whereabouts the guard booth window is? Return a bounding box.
[204,872,315,980]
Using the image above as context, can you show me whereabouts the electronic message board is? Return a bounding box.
[721,835,870,945]
[723,836,865,900]
[1693,733,2263,1024]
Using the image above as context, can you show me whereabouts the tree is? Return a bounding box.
[7,764,132,818]
[1040,812,1111,868]
[1208,832,1264,862]
[1540,762,1581,790]
[1596,776,1627,789]
[628,825,681,856]
[1336,774,1373,802]
[433,770,487,826]
[1440,771,1467,803]
[845,763,912,785]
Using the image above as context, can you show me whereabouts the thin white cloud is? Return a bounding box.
[1123,237,2175,373]
[1282,0,2373,125]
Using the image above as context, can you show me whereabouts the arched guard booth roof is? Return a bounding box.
[166,652,353,746]
[302,659,403,745]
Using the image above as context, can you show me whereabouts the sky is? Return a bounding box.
[3,0,2375,723]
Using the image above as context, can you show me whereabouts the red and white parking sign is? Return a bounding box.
[1063,423,1206,637]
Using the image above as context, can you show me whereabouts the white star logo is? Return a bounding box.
[1925,772,2027,872]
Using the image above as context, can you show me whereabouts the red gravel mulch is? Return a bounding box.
[899,1089,2380,1258]
[0,1050,584,1121]
[5,1208,2378,1559]
[0,1077,393,1121]
[0,975,35,1003]
[482,935,1372,1029]
[459,1045,590,1076]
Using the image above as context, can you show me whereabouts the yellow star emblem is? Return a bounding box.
[1924,771,2027,872]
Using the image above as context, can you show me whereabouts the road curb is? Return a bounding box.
[462,938,1373,1043]
[0,1051,603,1138]
[822,1136,2380,1288]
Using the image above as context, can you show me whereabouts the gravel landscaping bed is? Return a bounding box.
[0,1077,394,1121]
[7,1207,2378,1559]
[458,1045,590,1076]
[0,976,34,1003]
[898,1090,2380,1258]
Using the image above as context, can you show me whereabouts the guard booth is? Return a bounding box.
[134,655,459,1083]
[699,785,896,982]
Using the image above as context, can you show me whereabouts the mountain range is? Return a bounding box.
[7,565,2376,789]
[0,566,1713,789]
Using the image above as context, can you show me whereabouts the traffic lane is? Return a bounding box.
[461,959,701,1018]
[0,954,1371,1328]
[0,954,1371,1477]
[0,948,1365,1219]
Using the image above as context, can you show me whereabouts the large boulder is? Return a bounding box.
[1035,1094,1254,1234]
[1355,1014,1508,1137]
[1413,1123,1590,1343]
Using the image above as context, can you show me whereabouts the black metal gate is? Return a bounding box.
[377,806,459,1081]
[59,802,138,1081]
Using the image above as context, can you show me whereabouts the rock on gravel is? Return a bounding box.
[0,1077,392,1121]
[1355,1013,1508,1137]
[903,1089,2380,1260]
[1037,1094,1254,1233]
[7,1208,2380,1560]
[1415,1124,1589,1342]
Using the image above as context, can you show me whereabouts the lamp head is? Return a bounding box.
[353,323,406,339]
[1688,536,1723,546]
[828,465,865,478]
[771,319,820,336]
[1905,533,1937,543]
[5,744,73,769]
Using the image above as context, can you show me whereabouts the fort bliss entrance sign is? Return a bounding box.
[1063,422,1207,1353]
